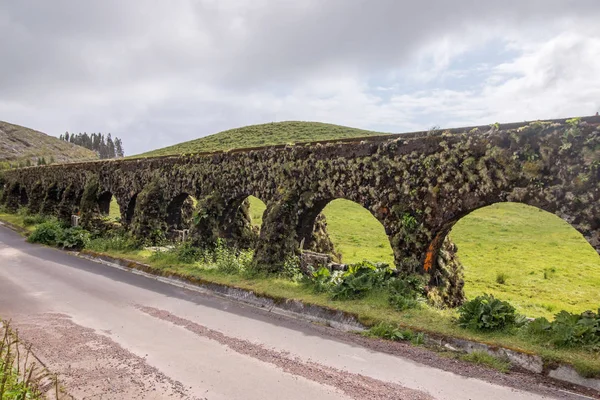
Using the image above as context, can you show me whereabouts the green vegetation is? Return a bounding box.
[364,322,424,345]
[108,197,121,221]
[526,309,600,350]
[0,120,97,168]
[459,351,511,373]
[457,294,523,331]
[321,199,394,264]
[26,219,90,250]
[134,121,390,158]
[1,320,52,399]
[247,196,266,228]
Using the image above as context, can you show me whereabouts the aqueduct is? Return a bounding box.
[1,117,599,291]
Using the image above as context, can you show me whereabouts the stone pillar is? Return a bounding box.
[79,177,101,229]
[27,184,45,215]
[130,178,168,244]
[3,182,21,212]
[189,193,225,247]
[302,213,340,261]
[57,184,79,223]
[253,197,300,273]
[40,185,62,216]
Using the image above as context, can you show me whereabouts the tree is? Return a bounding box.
[59,131,125,159]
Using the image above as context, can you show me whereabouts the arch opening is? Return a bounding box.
[300,198,394,265]
[97,191,120,221]
[166,193,197,232]
[441,202,600,318]
[219,195,267,249]
[246,195,266,232]
[124,194,138,225]
[19,188,28,206]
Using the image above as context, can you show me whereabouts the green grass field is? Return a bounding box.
[247,197,600,319]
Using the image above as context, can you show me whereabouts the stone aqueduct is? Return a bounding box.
[1,116,599,284]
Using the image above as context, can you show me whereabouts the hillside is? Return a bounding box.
[0,120,98,167]
[135,121,390,157]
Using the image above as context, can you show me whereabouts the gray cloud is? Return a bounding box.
[1,0,599,154]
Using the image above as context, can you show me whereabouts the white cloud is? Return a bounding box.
[0,0,599,154]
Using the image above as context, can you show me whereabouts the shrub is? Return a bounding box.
[175,242,205,264]
[27,219,63,246]
[365,322,417,342]
[22,214,47,226]
[527,309,600,349]
[279,255,303,281]
[57,226,90,249]
[86,234,139,252]
[330,261,393,300]
[311,267,333,293]
[212,241,253,275]
[457,294,519,331]
[387,274,424,311]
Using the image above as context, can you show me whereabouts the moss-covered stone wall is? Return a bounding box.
[2,117,599,285]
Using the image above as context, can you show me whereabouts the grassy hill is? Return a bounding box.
[135,121,389,157]
[0,120,97,167]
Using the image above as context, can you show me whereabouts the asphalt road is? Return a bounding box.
[0,224,585,400]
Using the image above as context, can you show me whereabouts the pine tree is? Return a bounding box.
[60,131,125,159]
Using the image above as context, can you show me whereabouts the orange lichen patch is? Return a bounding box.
[423,233,445,272]
[424,234,442,272]
[424,249,435,272]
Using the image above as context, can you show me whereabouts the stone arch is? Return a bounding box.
[166,192,197,231]
[296,197,393,264]
[219,194,268,249]
[97,191,113,215]
[424,200,600,308]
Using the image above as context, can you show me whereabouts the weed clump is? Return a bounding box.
[495,272,508,285]
[526,309,600,350]
[364,322,425,345]
[458,294,523,331]
[459,350,511,373]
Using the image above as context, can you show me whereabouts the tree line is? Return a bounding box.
[60,132,125,159]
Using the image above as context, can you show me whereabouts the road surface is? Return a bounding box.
[0,225,589,399]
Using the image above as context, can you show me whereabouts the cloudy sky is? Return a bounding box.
[1,1,600,155]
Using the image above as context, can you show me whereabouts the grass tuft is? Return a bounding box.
[459,350,511,373]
